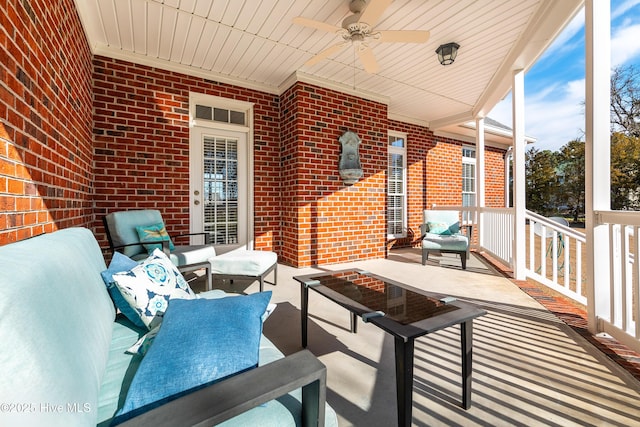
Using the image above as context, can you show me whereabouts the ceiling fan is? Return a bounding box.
[293,0,430,74]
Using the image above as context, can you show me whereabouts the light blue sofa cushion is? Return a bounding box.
[112,292,272,424]
[101,251,147,328]
[0,228,115,427]
[96,316,146,426]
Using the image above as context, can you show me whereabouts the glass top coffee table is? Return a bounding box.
[293,269,486,427]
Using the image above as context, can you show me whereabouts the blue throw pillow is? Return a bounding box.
[135,222,175,253]
[111,291,272,424]
[100,252,146,329]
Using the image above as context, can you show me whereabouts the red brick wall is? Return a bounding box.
[485,146,506,207]
[0,0,94,244]
[92,56,281,252]
[280,82,388,267]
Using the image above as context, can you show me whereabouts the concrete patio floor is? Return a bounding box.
[205,249,640,426]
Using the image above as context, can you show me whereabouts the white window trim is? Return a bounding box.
[462,146,477,225]
[387,131,408,240]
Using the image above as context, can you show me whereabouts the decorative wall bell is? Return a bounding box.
[338,131,363,185]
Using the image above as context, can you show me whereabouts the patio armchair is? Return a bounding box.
[104,209,215,290]
[104,209,278,292]
[420,210,469,269]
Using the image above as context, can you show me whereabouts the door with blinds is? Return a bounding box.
[190,127,248,250]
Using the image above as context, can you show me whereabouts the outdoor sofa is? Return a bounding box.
[0,227,336,426]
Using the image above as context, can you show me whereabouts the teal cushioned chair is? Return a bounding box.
[420,210,469,269]
[104,210,215,290]
[104,209,279,292]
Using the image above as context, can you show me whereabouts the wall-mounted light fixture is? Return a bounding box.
[436,42,460,65]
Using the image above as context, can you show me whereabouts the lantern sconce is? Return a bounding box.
[436,42,460,66]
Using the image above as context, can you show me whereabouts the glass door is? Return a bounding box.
[190,127,248,250]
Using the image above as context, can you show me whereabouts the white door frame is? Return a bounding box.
[188,92,255,251]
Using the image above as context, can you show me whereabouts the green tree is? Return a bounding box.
[526,147,559,215]
[611,132,640,210]
[556,140,585,222]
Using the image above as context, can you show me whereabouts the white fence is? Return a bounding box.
[595,210,640,352]
[524,211,586,305]
[480,208,514,268]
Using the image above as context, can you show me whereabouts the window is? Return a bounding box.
[462,147,476,224]
[203,136,239,244]
[195,105,246,126]
[388,132,407,238]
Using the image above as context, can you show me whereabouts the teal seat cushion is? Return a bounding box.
[422,233,469,251]
[96,316,146,426]
[112,292,272,424]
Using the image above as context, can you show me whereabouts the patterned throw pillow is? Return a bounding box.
[135,223,175,253]
[427,221,452,235]
[112,249,196,329]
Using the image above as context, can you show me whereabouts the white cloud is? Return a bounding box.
[489,79,585,152]
[612,24,640,66]
[612,0,640,20]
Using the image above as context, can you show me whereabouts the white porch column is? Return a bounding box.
[585,0,611,333]
[512,69,526,279]
[475,117,485,245]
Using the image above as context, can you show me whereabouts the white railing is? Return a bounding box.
[425,206,640,352]
[480,208,514,267]
[430,207,586,304]
[594,210,640,351]
[431,206,514,267]
[525,211,586,305]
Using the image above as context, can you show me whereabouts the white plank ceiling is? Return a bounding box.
[75,0,583,129]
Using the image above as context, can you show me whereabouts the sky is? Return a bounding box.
[488,0,640,152]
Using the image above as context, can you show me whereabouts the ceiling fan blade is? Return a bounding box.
[357,45,380,73]
[305,42,349,66]
[377,30,430,43]
[293,16,341,33]
[359,0,393,26]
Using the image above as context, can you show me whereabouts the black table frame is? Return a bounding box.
[293,269,486,427]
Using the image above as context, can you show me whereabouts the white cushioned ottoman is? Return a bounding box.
[210,249,278,292]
